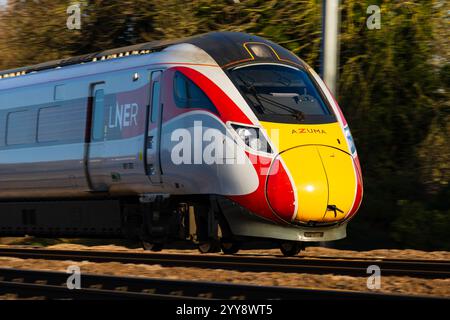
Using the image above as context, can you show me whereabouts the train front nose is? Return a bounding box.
[266,145,358,224]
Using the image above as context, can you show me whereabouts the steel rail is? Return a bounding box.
[0,267,444,300]
[0,247,449,279]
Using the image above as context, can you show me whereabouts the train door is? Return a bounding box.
[85,82,109,191]
[144,70,163,184]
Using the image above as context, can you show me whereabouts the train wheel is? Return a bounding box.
[220,241,241,255]
[198,241,221,254]
[279,241,303,257]
[142,241,164,252]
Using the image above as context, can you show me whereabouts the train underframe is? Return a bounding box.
[0,195,347,256]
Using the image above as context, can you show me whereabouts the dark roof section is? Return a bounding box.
[0,32,305,78]
[186,32,305,69]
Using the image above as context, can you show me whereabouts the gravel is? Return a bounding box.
[0,239,449,299]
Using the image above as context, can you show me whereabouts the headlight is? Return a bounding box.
[231,124,272,153]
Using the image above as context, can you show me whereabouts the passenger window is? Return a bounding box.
[6,110,36,145]
[38,106,85,143]
[173,71,217,113]
[92,87,105,141]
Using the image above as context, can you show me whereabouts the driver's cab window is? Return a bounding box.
[173,71,218,114]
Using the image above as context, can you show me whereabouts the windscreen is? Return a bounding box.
[229,64,336,124]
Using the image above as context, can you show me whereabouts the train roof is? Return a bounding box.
[0,32,305,81]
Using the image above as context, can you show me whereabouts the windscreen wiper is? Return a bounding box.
[237,75,305,121]
[236,75,268,114]
[256,94,305,121]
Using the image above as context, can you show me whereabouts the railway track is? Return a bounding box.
[0,267,444,300]
[0,247,449,279]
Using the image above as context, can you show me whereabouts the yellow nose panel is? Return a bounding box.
[281,146,328,222]
[318,147,357,222]
[279,145,357,223]
[260,121,357,223]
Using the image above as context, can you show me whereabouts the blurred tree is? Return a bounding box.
[0,0,81,69]
[392,201,450,250]
[338,1,450,249]
[0,0,159,69]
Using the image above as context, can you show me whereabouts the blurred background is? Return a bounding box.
[0,0,448,251]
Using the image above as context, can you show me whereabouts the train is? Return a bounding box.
[0,32,363,256]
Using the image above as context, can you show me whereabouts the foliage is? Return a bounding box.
[392,201,450,250]
[0,0,448,249]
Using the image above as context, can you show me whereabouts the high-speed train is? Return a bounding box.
[0,32,362,256]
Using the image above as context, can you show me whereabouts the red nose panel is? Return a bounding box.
[265,159,296,222]
[229,157,295,224]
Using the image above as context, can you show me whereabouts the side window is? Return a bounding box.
[150,71,162,123]
[151,81,161,123]
[6,110,36,145]
[92,86,105,141]
[174,72,188,106]
[38,105,85,143]
[173,71,218,113]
